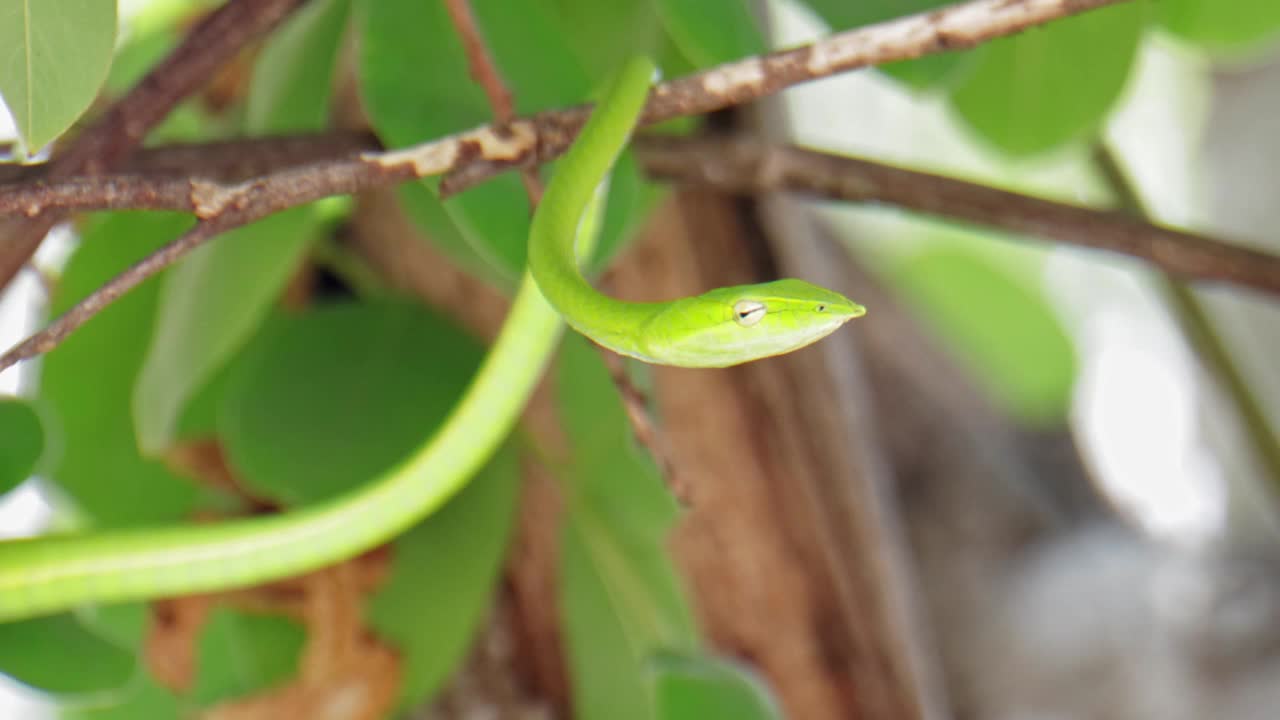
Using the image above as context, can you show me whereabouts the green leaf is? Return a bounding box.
[0,0,117,153]
[1157,0,1280,50]
[948,1,1146,155]
[75,603,150,653]
[0,614,135,696]
[0,397,43,496]
[61,674,181,720]
[132,208,318,455]
[888,238,1076,424]
[192,608,306,707]
[246,0,350,133]
[801,0,967,88]
[220,300,485,506]
[592,152,665,273]
[367,445,519,711]
[39,213,203,528]
[656,0,766,67]
[556,338,697,720]
[650,651,781,720]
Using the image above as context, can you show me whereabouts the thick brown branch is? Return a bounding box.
[639,136,1280,296]
[0,0,312,293]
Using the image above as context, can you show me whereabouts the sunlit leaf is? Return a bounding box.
[948,1,1146,155]
[0,0,117,153]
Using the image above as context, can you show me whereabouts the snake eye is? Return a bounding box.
[733,300,766,327]
[816,304,826,312]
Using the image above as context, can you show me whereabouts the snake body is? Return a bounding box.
[0,57,861,622]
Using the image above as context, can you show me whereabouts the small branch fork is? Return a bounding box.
[0,0,1216,375]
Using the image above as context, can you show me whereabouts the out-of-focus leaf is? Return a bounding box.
[103,3,214,143]
[367,445,519,711]
[547,0,662,75]
[948,1,1146,155]
[801,0,966,88]
[192,608,306,706]
[0,614,135,695]
[393,181,514,287]
[61,675,180,720]
[246,0,350,132]
[556,337,697,720]
[40,213,203,527]
[650,650,781,720]
[131,0,347,455]
[656,0,766,67]
[220,300,484,505]
[889,239,1076,424]
[0,0,117,153]
[0,398,43,496]
[1157,0,1280,50]
[133,208,317,456]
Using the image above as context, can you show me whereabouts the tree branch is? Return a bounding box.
[6,131,1278,295]
[0,0,1141,374]
[640,136,1280,295]
[438,0,1132,195]
[0,0,312,293]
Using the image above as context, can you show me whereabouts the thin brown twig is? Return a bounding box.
[441,0,542,203]
[0,0,313,295]
[442,0,515,121]
[0,0,1140,373]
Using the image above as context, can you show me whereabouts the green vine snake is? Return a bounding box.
[0,56,863,622]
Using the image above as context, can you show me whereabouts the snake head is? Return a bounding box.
[639,278,865,368]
